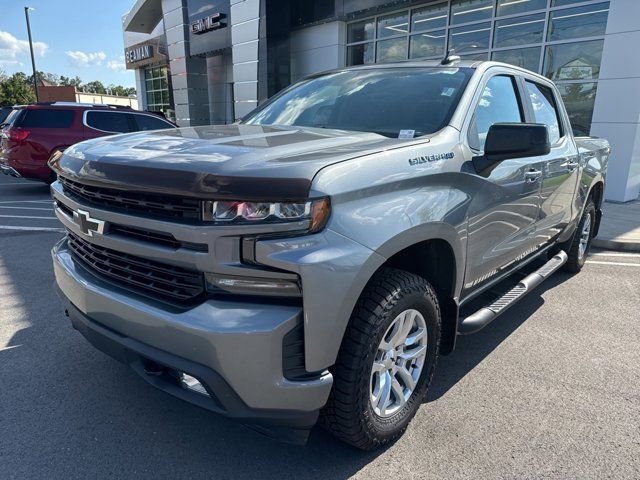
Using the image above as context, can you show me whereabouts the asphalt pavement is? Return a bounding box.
[1,174,639,479]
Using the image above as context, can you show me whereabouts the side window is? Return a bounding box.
[525,81,562,145]
[468,75,523,151]
[132,114,173,132]
[18,109,75,128]
[86,111,133,133]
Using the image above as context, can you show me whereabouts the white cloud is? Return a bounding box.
[0,30,48,66]
[65,50,106,67]
[107,56,126,72]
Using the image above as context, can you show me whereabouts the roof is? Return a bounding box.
[15,102,136,111]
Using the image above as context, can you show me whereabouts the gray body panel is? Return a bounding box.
[51,61,609,416]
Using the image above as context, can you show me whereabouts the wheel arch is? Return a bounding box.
[342,225,465,359]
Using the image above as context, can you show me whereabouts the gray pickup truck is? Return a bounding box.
[51,59,609,450]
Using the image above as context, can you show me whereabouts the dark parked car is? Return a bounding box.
[0,102,176,183]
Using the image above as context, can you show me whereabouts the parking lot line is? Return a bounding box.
[590,252,640,258]
[586,260,640,267]
[0,214,58,220]
[0,206,54,211]
[0,200,52,204]
[0,226,64,232]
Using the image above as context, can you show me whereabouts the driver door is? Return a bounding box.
[463,74,543,297]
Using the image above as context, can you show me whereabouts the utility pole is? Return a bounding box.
[24,6,39,102]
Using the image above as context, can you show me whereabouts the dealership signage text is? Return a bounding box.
[125,45,153,65]
[191,13,226,34]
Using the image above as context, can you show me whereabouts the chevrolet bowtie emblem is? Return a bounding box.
[73,209,106,236]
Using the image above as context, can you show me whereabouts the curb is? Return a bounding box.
[592,238,640,252]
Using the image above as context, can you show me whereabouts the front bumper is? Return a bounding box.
[53,238,333,443]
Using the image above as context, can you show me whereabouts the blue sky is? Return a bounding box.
[0,0,136,87]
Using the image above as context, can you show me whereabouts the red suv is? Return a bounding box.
[0,102,176,183]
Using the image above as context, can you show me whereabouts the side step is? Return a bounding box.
[458,250,568,335]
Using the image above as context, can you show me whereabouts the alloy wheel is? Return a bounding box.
[370,309,428,418]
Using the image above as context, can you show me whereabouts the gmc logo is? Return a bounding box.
[191,13,226,34]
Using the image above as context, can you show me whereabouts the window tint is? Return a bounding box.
[543,40,604,81]
[410,30,446,59]
[0,108,13,124]
[86,111,132,133]
[17,109,75,128]
[557,82,598,137]
[492,47,541,72]
[526,81,562,144]
[411,3,448,31]
[376,37,408,62]
[498,0,546,16]
[449,22,491,53]
[132,114,173,131]
[378,12,409,39]
[547,2,609,42]
[469,76,523,151]
[494,13,545,48]
[451,0,494,24]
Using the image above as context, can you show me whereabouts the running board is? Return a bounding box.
[458,250,568,335]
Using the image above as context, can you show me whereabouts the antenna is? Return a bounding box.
[441,48,461,65]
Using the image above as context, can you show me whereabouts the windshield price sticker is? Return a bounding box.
[398,130,415,139]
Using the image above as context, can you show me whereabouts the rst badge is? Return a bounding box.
[73,209,105,237]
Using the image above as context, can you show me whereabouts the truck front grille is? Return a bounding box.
[59,176,201,222]
[67,233,205,304]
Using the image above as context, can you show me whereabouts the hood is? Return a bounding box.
[53,124,409,200]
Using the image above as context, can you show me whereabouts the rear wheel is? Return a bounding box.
[320,268,441,450]
[563,198,595,273]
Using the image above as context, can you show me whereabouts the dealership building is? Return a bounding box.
[122,0,640,202]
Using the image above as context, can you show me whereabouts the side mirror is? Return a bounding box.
[473,123,550,175]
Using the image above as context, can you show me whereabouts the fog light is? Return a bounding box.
[180,373,209,396]
[205,273,301,297]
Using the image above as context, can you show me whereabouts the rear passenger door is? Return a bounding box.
[463,73,544,297]
[522,79,580,242]
[83,111,135,140]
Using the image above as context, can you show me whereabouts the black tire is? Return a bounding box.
[563,198,596,273]
[320,268,441,450]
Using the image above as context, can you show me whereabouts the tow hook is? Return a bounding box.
[142,359,164,376]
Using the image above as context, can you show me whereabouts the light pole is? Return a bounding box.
[24,6,39,102]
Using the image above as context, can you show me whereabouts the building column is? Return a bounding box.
[230,0,262,119]
[162,0,210,126]
[591,0,640,202]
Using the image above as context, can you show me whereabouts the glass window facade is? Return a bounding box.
[345,0,610,135]
[144,66,174,122]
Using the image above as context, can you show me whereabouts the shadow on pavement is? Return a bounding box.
[427,271,573,403]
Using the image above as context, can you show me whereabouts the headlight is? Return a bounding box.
[202,197,330,233]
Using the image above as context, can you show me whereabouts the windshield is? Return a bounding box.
[243,67,473,138]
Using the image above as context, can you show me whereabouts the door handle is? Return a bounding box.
[525,169,542,183]
[561,160,580,171]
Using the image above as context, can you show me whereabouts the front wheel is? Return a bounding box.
[563,198,596,273]
[320,268,441,450]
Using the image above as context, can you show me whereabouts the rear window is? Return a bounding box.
[132,114,173,131]
[0,108,13,125]
[85,111,132,133]
[16,109,75,128]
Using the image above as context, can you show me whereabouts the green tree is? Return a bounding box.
[109,84,136,97]
[59,75,83,88]
[83,80,106,94]
[0,72,36,105]
[29,71,61,86]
